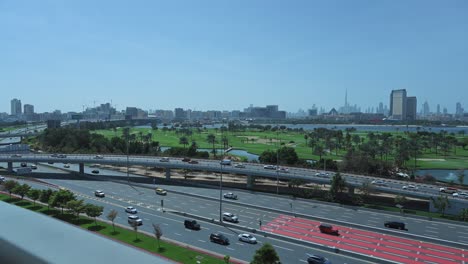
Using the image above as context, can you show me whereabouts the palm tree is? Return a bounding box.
[207,134,216,156]
[179,136,189,149]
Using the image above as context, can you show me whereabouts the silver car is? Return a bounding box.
[238,233,257,244]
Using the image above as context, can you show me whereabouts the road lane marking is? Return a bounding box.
[273,245,294,251]
[198,240,206,243]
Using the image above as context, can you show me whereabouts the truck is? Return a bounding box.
[14,167,32,175]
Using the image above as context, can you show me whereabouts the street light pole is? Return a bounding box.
[219,164,223,222]
[276,127,280,195]
[126,130,130,183]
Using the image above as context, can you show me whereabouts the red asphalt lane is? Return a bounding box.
[261,215,467,264]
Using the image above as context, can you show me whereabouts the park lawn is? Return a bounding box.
[0,194,228,264]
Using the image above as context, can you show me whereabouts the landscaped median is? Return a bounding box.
[0,192,242,264]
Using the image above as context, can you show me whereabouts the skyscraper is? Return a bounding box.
[24,104,34,115]
[389,89,407,120]
[406,97,417,120]
[423,101,430,117]
[455,102,464,117]
[11,98,22,116]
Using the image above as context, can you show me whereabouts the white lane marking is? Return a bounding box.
[273,245,294,251]
[226,247,235,251]
[198,240,206,243]
[174,233,182,236]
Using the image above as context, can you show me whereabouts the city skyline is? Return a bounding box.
[1,1,467,113]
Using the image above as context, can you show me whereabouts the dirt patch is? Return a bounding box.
[237,135,282,145]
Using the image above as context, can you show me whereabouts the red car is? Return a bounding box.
[319,223,339,236]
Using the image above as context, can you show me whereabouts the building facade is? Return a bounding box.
[389,89,407,120]
[11,98,22,116]
[406,96,417,120]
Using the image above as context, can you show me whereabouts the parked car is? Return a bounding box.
[223,192,238,200]
[155,188,167,195]
[318,223,339,236]
[125,206,137,214]
[238,233,257,244]
[263,165,277,170]
[222,212,239,223]
[91,170,99,174]
[94,190,105,197]
[209,233,229,245]
[307,254,331,264]
[234,163,245,168]
[184,219,201,230]
[160,157,170,162]
[384,221,406,230]
[128,215,143,226]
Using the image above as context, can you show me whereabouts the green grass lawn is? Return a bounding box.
[0,194,230,264]
[93,127,468,169]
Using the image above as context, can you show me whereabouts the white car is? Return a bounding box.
[315,172,329,178]
[234,163,245,168]
[94,155,104,159]
[125,206,137,214]
[63,164,70,168]
[402,185,418,190]
[453,192,468,199]
[94,190,105,197]
[263,165,277,170]
[160,157,170,162]
[223,192,238,200]
[238,233,257,244]
[0,176,5,183]
[223,212,239,223]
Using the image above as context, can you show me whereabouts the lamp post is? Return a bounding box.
[219,163,223,222]
[276,127,280,195]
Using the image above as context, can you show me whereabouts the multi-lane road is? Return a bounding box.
[2,162,468,263]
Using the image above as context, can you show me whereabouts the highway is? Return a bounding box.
[3,174,373,264]
[1,153,467,202]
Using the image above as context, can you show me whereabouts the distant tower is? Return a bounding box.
[344,89,348,113]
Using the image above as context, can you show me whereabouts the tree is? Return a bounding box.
[457,169,465,185]
[49,189,76,213]
[27,189,41,205]
[329,171,347,200]
[460,208,468,222]
[394,195,407,212]
[3,180,18,197]
[313,145,325,160]
[277,146,299,165]
[66,199,86,217]
[251,243,280,264]
[152,223,163,251]
[39,189,55,209]
[179,136,189,149]
[107,209,118,233]
[130,221,139,240]
[224,255,230,264]
[12,183,31,200]
[359,181,374,201]
[207,134,217,156]
[85,204,104,226]
[431,195,450,217]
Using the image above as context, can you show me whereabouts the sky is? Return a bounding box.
[1,0,467,114]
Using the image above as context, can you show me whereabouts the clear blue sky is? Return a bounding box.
[1,0,467,114]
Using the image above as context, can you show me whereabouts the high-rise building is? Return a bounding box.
[436,104,440,115]
[11,98,22,116]
[423,101,430,117]
[24,104,34,115]
[456,102,464,117]
[389,89,407,120]
[174,108,186,120]
[406,97,417,120]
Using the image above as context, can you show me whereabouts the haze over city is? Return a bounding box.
[1,1,467,113]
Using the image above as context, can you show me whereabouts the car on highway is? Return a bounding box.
[30,164,37,170]
[234,163,245,168]
[220,159,232,165]
[94,155,104,159]
[209,233,229,245]
[0,176,5,183]
[64,164,70,168]
[91,170,99,174]
[57,154,67,158]
[384,221,406,230]
[318,223,339,236]
[160,157,170,162]
[50,154,58,157]
[440,187,458,194]
[238,233,257,244]
[277,167,289,173]
[94,190,105,198]
[128,215,143,226]
[20,162,27,167]
[188,160,199,164]
[222,212,239,223]
[47,161,54,164]
[315,172,329,178]
[182,157,191,162]
[10,154,22,157]
[125,206,137,214]
[307,254,331,264]
[453,192,468,199]
[371,180,386,186]
[223,192,238,200]
[184,219,201,230]
[402,184,418,190]
[263,165,277,170]
[155,188,167,195]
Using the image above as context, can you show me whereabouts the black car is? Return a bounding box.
[184,219,201,230]
[209,233,229,245]
[384,221,406,230]
[307,254,331,264]
[91,170,99,174]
